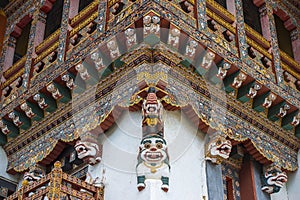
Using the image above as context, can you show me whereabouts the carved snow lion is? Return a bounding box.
[205,134,232,164]
[75,135,102,165]
[261,164,287,194]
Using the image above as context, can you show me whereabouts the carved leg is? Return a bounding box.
[137,175,146,191]
[161,176,169,192]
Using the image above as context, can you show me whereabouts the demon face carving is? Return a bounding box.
[75,136,102,165]
[261,165,288,194]
[205,135,232,164]
[142,88,163,136]
[22,167,45,186]
[136,135,170,192]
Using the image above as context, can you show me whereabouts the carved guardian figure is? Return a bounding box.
[205,134,232,164]
[261,164,288,194]
[75,134,102,165]
[136,135,170,192]
[142,88,164,136]
[22,166,48,199]
[23,167,45,185]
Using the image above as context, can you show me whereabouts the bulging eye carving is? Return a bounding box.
[156,143,163,149]
[144,143,151,149]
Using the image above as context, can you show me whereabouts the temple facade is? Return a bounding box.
[0,0,299,199]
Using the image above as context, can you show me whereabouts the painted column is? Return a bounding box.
[206,162,223,200]
[259,4,271,41]
[253,160,271,200]
[234,0,248,59]
[290,29,300,63]
[239,156,257,200]
[32,12,47,56]
[196,0,206,30]
[286,150,300,200]
[0,9,7,58]
[2,36,16,73]
[22,10,41,89]
[265,0,283,85]
[96,0,107,36]
[69,0,80,19]
[226,0,236,16]
[57,0,70,64]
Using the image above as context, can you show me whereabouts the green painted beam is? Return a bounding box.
[0,131,7,146]
[2,119,19,138]
[296,126,300,139]
[81,62,99,85]
[282,110,298,130]
[144,34,160,47]
[237,81,255,103]
[73,72,86,94]
[180,60,192,68]
[223,71,239,93]
[268,101,286,122]
[207,62,220,84]
[11,110,31,130]
[26,101,44,121]
[252,92,270,112]
[53,82,71,103]
[38,93,57,113]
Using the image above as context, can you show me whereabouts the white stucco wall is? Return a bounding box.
[270,184,288,200]
[0,146,19,183]
[92,110,208,200]
[286,150,300,200]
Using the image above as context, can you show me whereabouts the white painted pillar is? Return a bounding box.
[286,150,300,200]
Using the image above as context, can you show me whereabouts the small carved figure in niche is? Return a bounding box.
[47,83,62,99]
[111,1,125,15]
[142,87,164,136]
[125,28,137,46]
[168,28,180,47]
[201,51,215,69]
[185,40,198,57]
[179,0,193,13]
[205,134,232,164]
[217,62,231,79]
[86,21,97,34]
[0,120,10,135]
[261,164,287,194]
[232,72,247,88]
[262,93,277,108]
[143,15,160,35]
[70,33,83,46]
[247,83,261,99]
[75,63,90,80]
[61,74,75,90]
[107,40,120,58]
[136,135,170,192]
[33,94,48,109]
[8,112,22,127]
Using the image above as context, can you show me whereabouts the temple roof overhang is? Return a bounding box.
[4,41,299,173]
[1,2,299,174]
